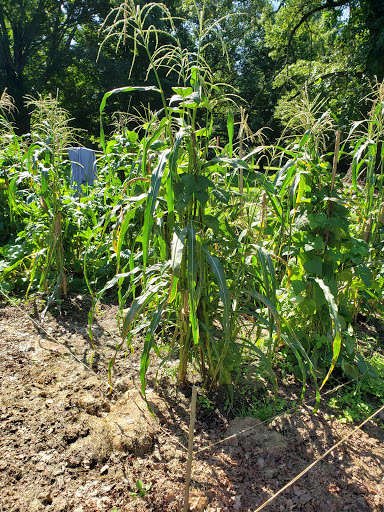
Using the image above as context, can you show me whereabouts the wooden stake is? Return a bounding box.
[183,386,197,512]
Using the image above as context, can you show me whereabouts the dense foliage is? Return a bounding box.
[1,0,384,139]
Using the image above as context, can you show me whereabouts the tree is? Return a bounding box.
[0,0,112,132]
[172,0,279,139]
[262,0,384,132]
[266,0,384,81]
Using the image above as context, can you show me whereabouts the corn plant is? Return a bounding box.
[349,81,384,247]
[90,0,322,405]
[0,94,85,312]
[266,112,375,382]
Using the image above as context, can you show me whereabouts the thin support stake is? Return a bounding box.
[183,386,197,512]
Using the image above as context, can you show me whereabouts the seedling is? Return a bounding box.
[131,479,152,498]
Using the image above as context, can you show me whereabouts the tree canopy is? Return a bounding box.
[0,0,112,131]
[1,0,383,139]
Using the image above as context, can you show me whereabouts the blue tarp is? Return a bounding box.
[68,147,97,195]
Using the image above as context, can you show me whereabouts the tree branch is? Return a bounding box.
[287,0,349,50]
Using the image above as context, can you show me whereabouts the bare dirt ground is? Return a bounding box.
[1,298,384,512]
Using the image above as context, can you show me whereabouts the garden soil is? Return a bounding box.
[1,299,384,512]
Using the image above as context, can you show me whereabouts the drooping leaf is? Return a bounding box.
[203,247,231,336]
[314,278,342,388]
[140,298,167,395]
[281,320,320,412]
[241,289,281,337]
[99,86,160,152]
[121,278,168,340]
[212,187,230,204]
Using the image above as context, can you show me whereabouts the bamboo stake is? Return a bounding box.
[183,386,197,512]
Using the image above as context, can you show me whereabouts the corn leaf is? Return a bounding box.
[170,227,187,270]
[203,246,231,334]
[140,298,168,396]
[188,222,199,345]
[314,277,342,389]
[99,86,161,152]
[121,278,168,340]
[142,149,171,268]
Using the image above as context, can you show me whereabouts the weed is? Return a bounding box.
[197,394,214,410]
[327,353,384,424]
[131,479,152,498]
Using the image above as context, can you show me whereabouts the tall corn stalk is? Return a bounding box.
[92,0,294,396]
[350,81,384,245]
[25,94,79,312]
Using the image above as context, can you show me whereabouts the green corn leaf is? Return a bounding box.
[169,128,185,182]
[241,289,281,337]
[274,160,296,189]
[289,171,307,207]
[202,246,232,386]
[98,268,142,298]
[281,320,320,412]
[87,267,142,340]
[314,278,341,335]
[203,246,231,335]
[99,86,160,152]
[40,168,49,195]
[295,172,307,208]
[321,332,342,390]
[212,187,230,204]
[140,298,168,396]
[141,117,167,177]
[314,278,342,389]
[121,279,168,340]
[115,206,143,272]
[298,131,311,150]
[168,275,179,303]
[242,146,264,161]
[255,246,276,305]
[188,222,199,346]
[351,139,368,192]
[142,149,171,269]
